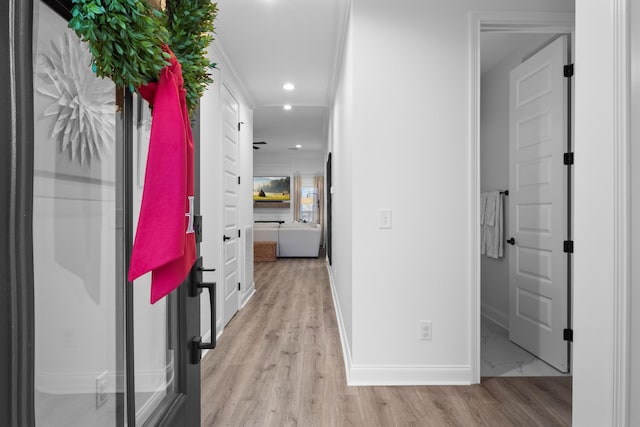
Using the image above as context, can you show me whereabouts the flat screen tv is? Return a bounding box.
[253,176,291,201]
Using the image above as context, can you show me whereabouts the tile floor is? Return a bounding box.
[481,316,570,377]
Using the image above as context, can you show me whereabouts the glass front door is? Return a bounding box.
[30,1,201,425]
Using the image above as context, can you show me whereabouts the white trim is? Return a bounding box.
[35,362,173,395]
[35,370,103,395]
[474,11,575,33]
[210,42,255,109]
[135,383,169,423]
[216,318,224,342]
[481,305,508,331]
[348,365,471,386]
[200,328,213,359]
[325,261,469,386]
[612,0,631,425]
[468,11,575,385]
[240,287,256,309]
[326,0,351,106]
[468,11,482,385]
[326,260,352,385]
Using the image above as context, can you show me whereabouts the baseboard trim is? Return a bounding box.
[135,382,169,422]
[325,261,353,385]
[200,328,212,359]
[35,360,173,395]
[326,261,471,386]
[348,365,472,386]
[481,303,508,330]
[240,285,256,309]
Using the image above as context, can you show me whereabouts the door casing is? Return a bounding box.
[469,11,575,384]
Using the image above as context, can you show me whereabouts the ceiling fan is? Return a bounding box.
[253,141,267,150]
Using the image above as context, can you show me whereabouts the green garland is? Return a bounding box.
[69,0,218,116]
[69,0,170,90]
[166,0,218,116]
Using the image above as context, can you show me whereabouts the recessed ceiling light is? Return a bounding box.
[296,144,302,148]
[283,83,295,91]
[283,104,292,110]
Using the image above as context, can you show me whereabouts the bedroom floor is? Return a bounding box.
[481,316,570,377]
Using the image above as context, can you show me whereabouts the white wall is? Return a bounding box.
[329,0,574,384]
[480,34,553,328]
[199,43,255,343]
[328,4,355,366]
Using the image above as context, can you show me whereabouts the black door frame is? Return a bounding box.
[0,1,201,424]
[0,0,36,425]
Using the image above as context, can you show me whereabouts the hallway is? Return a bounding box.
[200,258,571,426]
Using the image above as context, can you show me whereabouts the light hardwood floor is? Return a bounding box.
[201,257,571,426]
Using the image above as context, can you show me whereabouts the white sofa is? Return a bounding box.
[253,222,321,258]
[253,223,280,254]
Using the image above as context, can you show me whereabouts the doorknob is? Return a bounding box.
[223,235,231,241]
[506,237,516,245]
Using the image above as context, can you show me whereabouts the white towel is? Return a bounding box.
[484,191,498,226]
[481,191,504,259]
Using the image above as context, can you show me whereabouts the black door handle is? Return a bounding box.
[189,257,217,364]
[506,237,516,245]
[190,280,216,364]
[223,235,231,241]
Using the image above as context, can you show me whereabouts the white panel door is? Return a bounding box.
[508,36,569,372]
[221,85,240,326]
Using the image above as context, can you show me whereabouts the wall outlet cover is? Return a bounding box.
[95,371,108,409]
[419,320,432,341]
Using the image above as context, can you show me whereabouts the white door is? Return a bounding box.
[221,85,240,326]
[508,36,569,372]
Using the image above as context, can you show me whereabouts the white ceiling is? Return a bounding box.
[253,106,328,152]
[214,0,346,154]
[213,4,555,154]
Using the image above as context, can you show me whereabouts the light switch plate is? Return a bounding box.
[379,209,392,229]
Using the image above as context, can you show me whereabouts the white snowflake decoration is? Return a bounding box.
[37,32,115,166]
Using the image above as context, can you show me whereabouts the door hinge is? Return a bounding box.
[563,328,573,342]
[238,282,241,291]
[238,229,241,238]
[563,240,574,253]
[563,152,574,166]
[238,176,241,185]
[563,63,574,78]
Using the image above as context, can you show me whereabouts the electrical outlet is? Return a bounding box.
[95,371,108,409]
[420,320,432,341]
